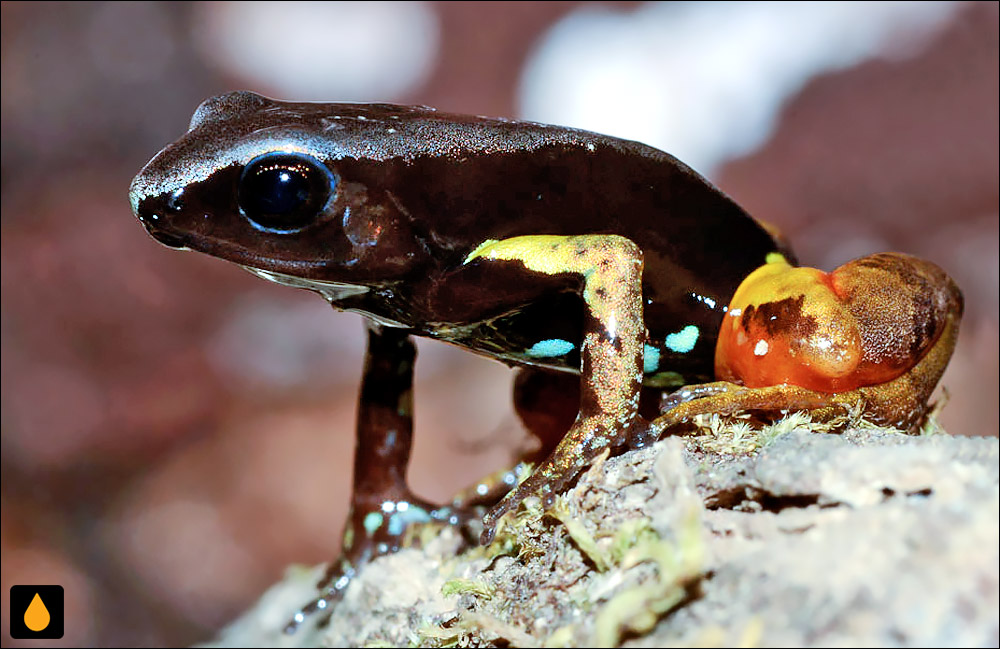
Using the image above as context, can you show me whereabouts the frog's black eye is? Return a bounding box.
[238,152,334,231]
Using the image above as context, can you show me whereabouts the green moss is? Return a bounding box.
[547,496,609,571]
[609,518,656,565]
[441,578,494,599]
[594,507,704,647]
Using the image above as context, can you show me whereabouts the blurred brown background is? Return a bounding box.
[1,2,996,646]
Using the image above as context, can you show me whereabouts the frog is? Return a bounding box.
[129,91,963,630]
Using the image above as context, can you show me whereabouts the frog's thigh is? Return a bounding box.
[467,234,645,439]
[467,234,647,540]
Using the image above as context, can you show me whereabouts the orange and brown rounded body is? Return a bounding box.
[715,252,963,430]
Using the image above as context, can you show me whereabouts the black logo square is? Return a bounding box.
[9,585,64,639]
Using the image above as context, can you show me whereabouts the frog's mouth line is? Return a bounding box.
[146,228,188,249]
[240,266,370,301]
[141,222,358,283]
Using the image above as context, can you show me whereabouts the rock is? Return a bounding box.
[206,418,999,647]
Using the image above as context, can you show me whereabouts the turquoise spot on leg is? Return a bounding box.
[665,325,700,353]
[363,512,384,535]
[526,338,575,358]
[643,343,661,373]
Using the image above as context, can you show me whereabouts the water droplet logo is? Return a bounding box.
[24,592,51,631]
[9,585,63,639]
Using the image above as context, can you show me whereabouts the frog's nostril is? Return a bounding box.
[135,206,159,226]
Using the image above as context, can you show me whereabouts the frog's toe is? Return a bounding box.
[480,498,512,545]
[481,507,510,545]
[284,563,355,634]
[480,476,556,544]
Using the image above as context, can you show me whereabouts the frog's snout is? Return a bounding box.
[132,190,189,249]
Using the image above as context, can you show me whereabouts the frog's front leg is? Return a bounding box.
[287,323,471,632]
[343,324,472,558]
[466,235,650,544]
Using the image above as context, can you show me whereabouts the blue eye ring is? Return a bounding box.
[238,152,335,232]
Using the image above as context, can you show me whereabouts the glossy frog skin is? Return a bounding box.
[130,92,962,629]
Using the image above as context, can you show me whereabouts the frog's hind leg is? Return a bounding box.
[286,323,476,633]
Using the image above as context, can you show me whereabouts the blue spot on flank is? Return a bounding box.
[665,325,700,354]
[643,344,660,373]
[526,338,575,358]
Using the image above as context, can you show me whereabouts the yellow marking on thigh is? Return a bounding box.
[464,234,642,324]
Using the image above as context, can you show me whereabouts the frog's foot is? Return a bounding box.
[285,495,482,634]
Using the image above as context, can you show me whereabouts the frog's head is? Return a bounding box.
[129,91,438,286]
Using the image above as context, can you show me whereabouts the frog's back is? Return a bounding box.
[320,106,784,382]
